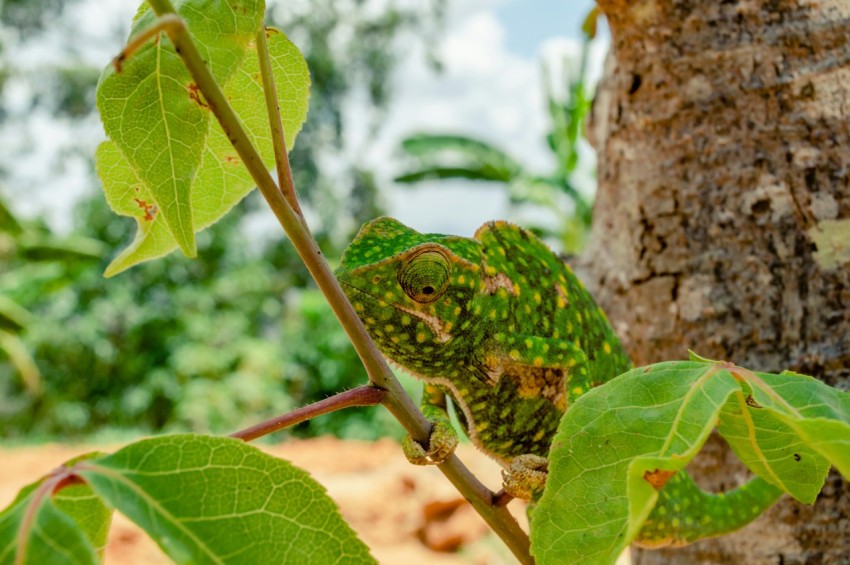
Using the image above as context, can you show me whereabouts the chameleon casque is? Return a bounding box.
[335,217,782,547]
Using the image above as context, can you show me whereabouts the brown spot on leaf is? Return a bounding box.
[265,27,281,38]
[643,468,677,490]
[188,83,208,109]
[224,155,240,165]
[133,199,158,222]
[745,395,762,408]
[794,453,801,462]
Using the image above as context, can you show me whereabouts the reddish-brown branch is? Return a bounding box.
[230,385,386,442]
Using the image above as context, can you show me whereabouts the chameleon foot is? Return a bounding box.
[402,420,459,465]
[502,454,549,501]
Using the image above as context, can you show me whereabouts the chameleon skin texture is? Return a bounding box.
[336,217,782,546]
[336,217,631,464]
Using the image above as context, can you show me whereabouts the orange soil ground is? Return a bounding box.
[1,437,531,564]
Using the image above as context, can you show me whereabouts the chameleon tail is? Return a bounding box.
[635,471,784,547]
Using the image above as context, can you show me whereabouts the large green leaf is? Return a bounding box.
[96,0,265,259]
[531,362,741,564]
[0,453,111,565]
[77,435,374,564]
[98,25,309,276]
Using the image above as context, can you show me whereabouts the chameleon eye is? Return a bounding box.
[398,250,451,304]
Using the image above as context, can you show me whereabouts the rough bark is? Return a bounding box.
[579,1,850,563]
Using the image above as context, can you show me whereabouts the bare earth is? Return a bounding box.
[0,437,530,564]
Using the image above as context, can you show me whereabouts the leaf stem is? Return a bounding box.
[15,466,79,565]
[111,13,183,73]
[136,3,532,561]
[730,365,804,419]
[230,385,385,442]
[255,27,302,216]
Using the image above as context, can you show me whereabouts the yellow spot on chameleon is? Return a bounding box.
[568,358,577,367]
[485,265,497,275]
[525,338,534,349]
[490,309,498,320]
[533,429,545,441]
[384,324,394,333]
[603,342,612,354]
[453,306,461,316]
[524,304,532,314]
[572,386,583,395]
[416,333,426,343]
[444,322,453,333]
[533,357,544,367]
[401,315,411,325]
[509,349,521,361]
[513,283,521,295]
[542,343,550,352]
[385,291,395,302]
[477,421,489,432]
[534,291,542,304]
[457,274,466,284]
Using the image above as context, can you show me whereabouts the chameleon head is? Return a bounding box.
[335,217,483,378]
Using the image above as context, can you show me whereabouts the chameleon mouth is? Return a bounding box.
[339,282,452,343]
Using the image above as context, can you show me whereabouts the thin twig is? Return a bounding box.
[230,386,385,442]
[255,27,303,216]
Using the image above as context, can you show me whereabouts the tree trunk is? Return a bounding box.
[579,1,850,563]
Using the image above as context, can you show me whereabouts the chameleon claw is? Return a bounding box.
[402,421,458,465]
[502,454,549,501]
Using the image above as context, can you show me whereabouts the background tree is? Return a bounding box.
[582,1,850,562]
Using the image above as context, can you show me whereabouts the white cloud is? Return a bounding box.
[341,3,609,237]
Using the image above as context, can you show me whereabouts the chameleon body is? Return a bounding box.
[335,217,782,547]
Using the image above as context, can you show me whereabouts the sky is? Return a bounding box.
[0,0,605,240]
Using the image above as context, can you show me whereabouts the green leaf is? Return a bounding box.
[531,362,741,565]
[0,329,41,395]
[717,385,831,503]
[395,165,515,184]
[54,485,113,558]
[0,296,32,332]
[96,0,264,257]
[0,453,111,565]
[396,134,522,184]
[724,369,850,483]
[0,195,23,235]
[99,26,309,276]
[77,434,374,564]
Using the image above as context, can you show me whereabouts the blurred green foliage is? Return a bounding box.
[395,26,596,253]
[1,192,406,442]
[0,0,443,441]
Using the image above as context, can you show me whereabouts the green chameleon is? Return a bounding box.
[335,217,782,547]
